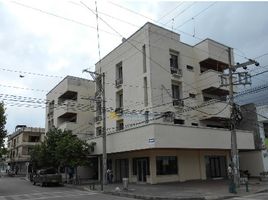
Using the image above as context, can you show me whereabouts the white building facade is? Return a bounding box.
[6,125,45,174]
[46,76,95,140]
[89,23,254,184]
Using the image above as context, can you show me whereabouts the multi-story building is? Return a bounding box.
[46,76,95,140]
[239,104,268,176]
[88,22,255,184]
[6,125,45,174]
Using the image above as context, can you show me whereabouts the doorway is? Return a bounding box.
[205,156,227,179]
[137,159,148,182]
[115,159,129,182]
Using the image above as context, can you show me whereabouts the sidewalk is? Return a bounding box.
[79,179,268,200]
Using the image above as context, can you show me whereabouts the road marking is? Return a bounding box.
[0,190,97,200]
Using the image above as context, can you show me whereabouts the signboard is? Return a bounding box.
[148,138,155,144]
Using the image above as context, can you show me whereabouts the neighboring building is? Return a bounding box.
[45,76,96,179]
[239,104,268,176]
[6,125,45,174]
[46,76,95,140]
[89,22,255,184]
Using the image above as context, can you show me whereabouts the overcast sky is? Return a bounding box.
[1,0,268,134]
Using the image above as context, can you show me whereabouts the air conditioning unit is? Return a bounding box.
[170,67,182,77]
[115,78,123,87]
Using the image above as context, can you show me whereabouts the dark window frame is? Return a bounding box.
[186,65,194,71]
[156,156,178,175]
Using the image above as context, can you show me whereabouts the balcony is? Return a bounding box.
[198,70,229,92]
[89,123,254,154]
[198,100,231,120]
[58,121,77,131]
[56,100,77,118]
[170,67,182,78]
[115,78,123,87]
[194,39,230,65]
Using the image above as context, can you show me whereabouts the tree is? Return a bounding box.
[0,101,7,159]
[30,128,95,173]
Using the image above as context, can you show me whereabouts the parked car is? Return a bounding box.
[33,168,62,186]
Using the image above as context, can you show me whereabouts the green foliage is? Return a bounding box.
[30,128,94,170]
[0,102,7,158]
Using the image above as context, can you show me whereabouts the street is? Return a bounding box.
[0,176,134,200]
[231,192,268,200]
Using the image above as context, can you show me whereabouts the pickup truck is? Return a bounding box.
[33,168,62,186]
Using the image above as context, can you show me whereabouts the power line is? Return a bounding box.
[11,1,118,37]
[163,2,196,26]
[175,2,217,29]
[156,2,184,22]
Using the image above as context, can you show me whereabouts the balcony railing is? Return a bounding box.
[170,67,182,77]
[115,78,123,87]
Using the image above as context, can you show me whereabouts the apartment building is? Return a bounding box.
[46,76,95,140]
[6,125,45,174]
[89,22,255,184]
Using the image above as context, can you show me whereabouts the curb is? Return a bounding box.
[104,191,206,200]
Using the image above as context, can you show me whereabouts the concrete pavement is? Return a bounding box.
[79,179,268,200]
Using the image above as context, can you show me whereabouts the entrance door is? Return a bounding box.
[206,156,227,179]
[137,159,147,182]
[115,159,129,182]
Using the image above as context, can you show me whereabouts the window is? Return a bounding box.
[143,45,146,73]
[116,119,124,131]
[96,127,102,136]
[186,65,194,71]
[116,62,123,87]
[189,93,196,98]
[132,157,150,175]
[116,90,123,108]
[172,84,180,100]
[170,52,179,69]
[145,111,149,123]
[28,136,40,142]
[144,77,148,106]
[156,156,178,175]
[191,123,198,126]
[174,119,184,125]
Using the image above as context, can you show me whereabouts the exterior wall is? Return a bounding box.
[46,76,95,140]
[6,127,45,174]
[90,123,254,155]
[108,149,230,184]
[240,151,264,177]
[239,104,261,149]
[257,105,268,171]
[194,39,233,65]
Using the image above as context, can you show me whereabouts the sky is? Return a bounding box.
[1,0,268,134]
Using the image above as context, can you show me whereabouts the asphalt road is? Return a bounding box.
[231,192,268,200]
[0,176,135,200]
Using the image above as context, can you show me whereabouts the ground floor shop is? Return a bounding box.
[93,149,230,184]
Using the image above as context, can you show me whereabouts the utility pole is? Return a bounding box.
[83,69,106,191]
[102,72,107,190]
[220,48,259,192]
